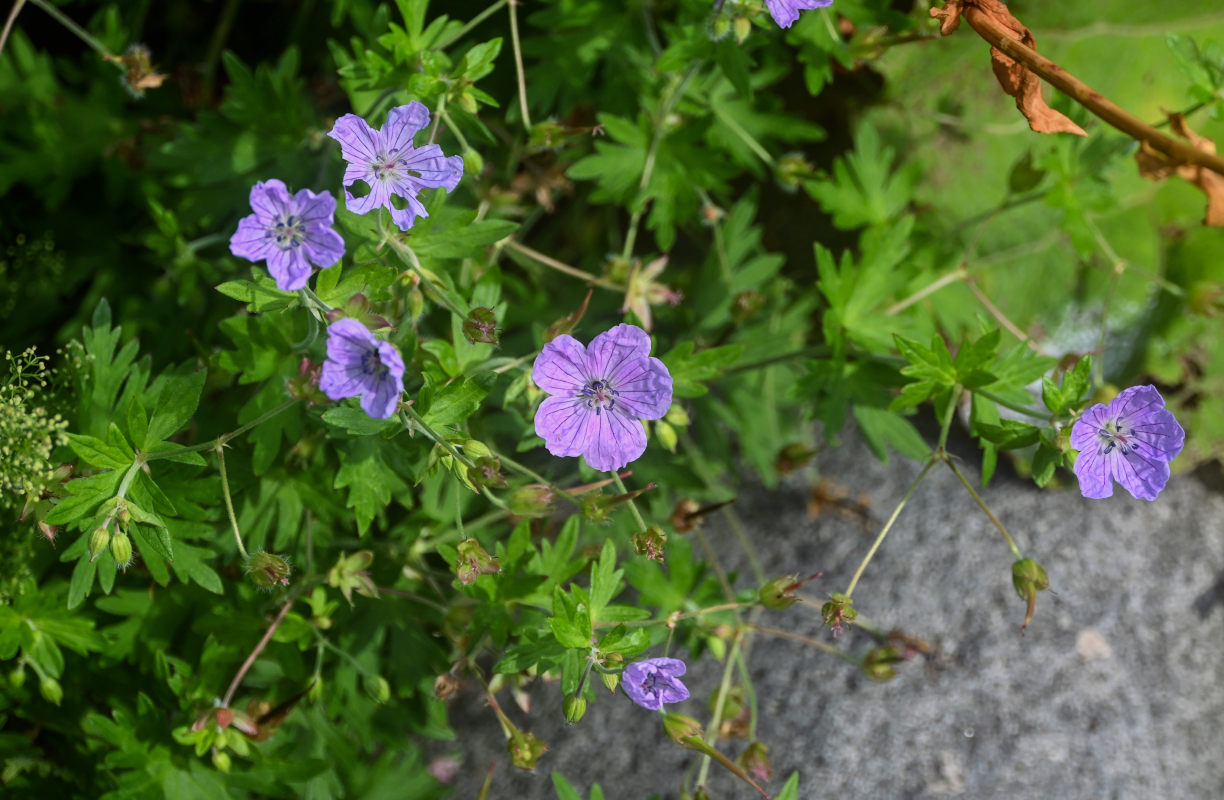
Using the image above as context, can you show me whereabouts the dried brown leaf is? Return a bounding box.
[1136,114,1224,227]
[932,1,1087,137]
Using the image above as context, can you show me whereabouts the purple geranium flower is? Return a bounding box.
[1069,384,1185,501]
[532,323,673,473]
[229,179,345,292]
[319,318,406,420]
[326,101,464,232]
[622,657,690,711]
[764,0,833,29]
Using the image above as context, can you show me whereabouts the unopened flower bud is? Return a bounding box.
[731,290,765,323]
[462,307,499,345]
[467,456,508,489]
[456,539,500,585]
[601,653,623,693]
[246,551,292,589]
[862,645,903,682]
[821,592,857,636]
[212,750,232,773]
[109,531,133,570]
[662,713,705,748]
[733,16,752,44]
[563,694,587,724]
[711,14,732,41]
[89,525,111,563]
[759,575,801,610]
[671,499,701,533]
[434,671,461,701]
[1012,557,1050,633]
[9,665,26,689]
[507,729,548,770]
[117,506,132,527]
[364,674,392,704]
[632,526,667,562]
[776,152,815,191]
[1188,280,1224,316]
[737,740,773,783]
[39,676,63,706]
[508,484,556,517]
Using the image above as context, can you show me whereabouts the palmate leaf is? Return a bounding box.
[805,124,918,229]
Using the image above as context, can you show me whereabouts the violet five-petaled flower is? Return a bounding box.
[532,323,673,473]
[622,657,690,711]
[764,0,834,29]
[326,101,464,232]
[1069,384,1185,501]
[229,179,345,292]
[319,318,406,420]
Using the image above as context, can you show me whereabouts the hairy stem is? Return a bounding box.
[222,596,296,707]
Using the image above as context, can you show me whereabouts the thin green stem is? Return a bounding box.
[491,450,579,506]
[0,0,27,58]
[621,64,700,261]
[734,646,758,741]
[944,458,1023,559]
[611,472,648,532]
[972,389,1049,420]
[937,386,961,452]
[401,405,474,467]
[886,266,968,316]
[440,109,471,153]
[216,443,248,560]
[696,629,742,787]
[27,0,112,57]
[508,0,531,131]
[145,399,299,461]
[222,595,296,707]
[710,103,774,165]
[844,460,935,598]
[437,0,508,49]
[594,602,753,629]
[389,238,470,318]
[504,239,622,290]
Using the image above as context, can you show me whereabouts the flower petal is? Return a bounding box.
[360,375,402,419]
[302,225,345,269]
[344,181,392,217]
[403,146,464,192]
[658,678,690,705]
[248,179,290,220]
[532,335,590,395]
[387,188,431,232]
[229,214,277,263]
[381,102,432,156]
[320,360,369,401]
[1115,384,1185,463]
[585,323,652,379]
[609,355,672,420]
[327,114,382,168]
[1112,450,1172,501]
[535,396,591,458]
[265,245,312,291]
[581,408,647,472]
[291,187,337,227]
[326,318,377,366]
[1069,405,1108,452]
[1072,446,1114,500]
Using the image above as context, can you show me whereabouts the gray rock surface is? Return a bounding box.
[438,431,1224,799]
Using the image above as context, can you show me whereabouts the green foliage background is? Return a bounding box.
[2,0,1223,797]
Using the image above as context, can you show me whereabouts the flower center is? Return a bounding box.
[373,150,403,181]
[270,213,305,250]
[639,670,661,697]
[579,379,619,415]
[1098,417,1139,456]
[360,348,388,379]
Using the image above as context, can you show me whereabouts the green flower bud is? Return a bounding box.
[662,713,705,749]
[507,729,548,770]
[737,740,773,783]
[455,539,500,585]
[327,550,378,605]
[600,652,623,693]
[364,674,392,704]
[89,525,111,563]
[116,506,132,527]
[467,456,508,490]
[775,443,816,475]
[731,290,765,323]
[821,592,857,636]
[212,750,232,773]
[776,152,815,191]
[862,645,903,682]
[109,531,133,570]
[9,665,26,689]
[462,307,499,345]
[246,551,292,589]
[39,676,63,706]
[632,526,667,562]
[563,694,587,724]
[711,14,732,41]
[1188,280,1224,316]
[508,484,556,517]
[733,16,752,44]
[1012,558,1050,633]
[759,575,801,610]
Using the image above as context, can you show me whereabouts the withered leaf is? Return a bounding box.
[931,0,1087,137]
[1136,114,1224,227]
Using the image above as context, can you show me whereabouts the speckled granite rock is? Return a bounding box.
[438,431,1224,799]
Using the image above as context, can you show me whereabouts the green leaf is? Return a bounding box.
[215,273,296,313]
[805,123,917,229]
[66,433,132,470]
[975,420,1042,450]
[663,342,743,398]
[775,772,801,800]
[129,526,171,585]
[1032,442,1060,487]
[853,405,930,462]
[147,370,207,443]
[334,439,406,534]
[321,407,400,436]
[44,470,123,526]
[67,556,97,610]
[421,377,489,428]
[588,540,621,622]
[127,396,149,449]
